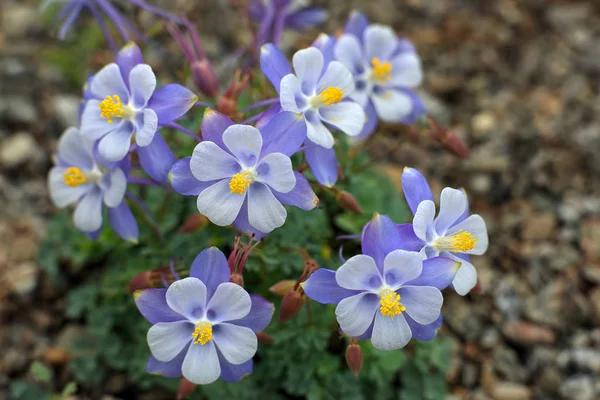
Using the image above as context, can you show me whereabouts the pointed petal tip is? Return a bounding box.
[133,289,145,300]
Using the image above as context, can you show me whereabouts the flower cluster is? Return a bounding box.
[44,3,489,392]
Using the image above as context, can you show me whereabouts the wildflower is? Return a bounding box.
[302,214,453,350]
[48,127,138,241]
[400,167,489,295]
[80,42,197,181]
[334,11,426,139]
[135,247,274,384]
[169,109,318,236]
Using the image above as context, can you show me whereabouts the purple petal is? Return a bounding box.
[302,269,361,304]
[148,84,197,125]
[405,313,442,342]
[134,288,185,324]
[260,111,307,157]
[361,213,402,272]
[137,133,175,183]
[146,344,187,378]
[108,201,139,242]
[272,172,318,211]
[354,100,379,141]
[396,223,426,252]
[169,157,214,196]
[336,292,379,337]
[398,286,443,325]
[115,42,144,89]
[255,104,281,131]
[305,141,338,187]
[189,247,230,298]
[201,109,233,149]
[312,34,336,66]
[344,10,369,40]
[218,351,253,382]
[260,44,292,93]
[230,295,274,333]
[401,167,434,215]
[406,256,459,290]
[284,8,327,31]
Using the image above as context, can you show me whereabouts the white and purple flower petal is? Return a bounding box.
[128,64,156,109]
[190,141,240,182]
[382,250,423,288]
[435,188,468,234]
[147,84,197,125]
[73,186,104,232]
[335,292,379,337]
[222,125,263,167]
[147,320,193,362]
[319,101,365,137]
[212,323,257,364]
[206,282,252,323]
[371,311,411,351]
[302,269,361,304]
[398,286,443,325]
[165,277,207,320]
[247,183,287,233]
[169,157,214,196]
[196,179,246,226]
[182,340,220,384]
[255,153,296,193]
[135,288,185,324]
[335,255,382,291]
[446,214,488,255]
[189,247,231,298]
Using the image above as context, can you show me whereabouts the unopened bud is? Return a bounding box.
[345,342,363,378]
[256,331,274,344]
[440,130,470,158]
[177,377,196,400]
[278,289,303,323]
[230,273,244,287]
[179,213,209,233]
[216,96,238,119]
[336,190,363,215]
[191,59,219,98]
[127,270,152,293]
[269,280,296,297]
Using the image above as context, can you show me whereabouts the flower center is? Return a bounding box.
[63,167,87,187]
[192,321,213,345]
[371,57,392,82]
[99,95,132,123]
[310,87,343,108]
[229,171,254,195]
[379,288,406,318]
[434,230,477,252]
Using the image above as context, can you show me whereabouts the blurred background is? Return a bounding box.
[1,0,600,399]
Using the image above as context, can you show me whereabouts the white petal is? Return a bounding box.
[57,127,94,169]
[371,311,411,350]
[73,187,104,232]
[206,282,252,323]
[97,122,134,162]
[305,116,334,148]
[128,64,156,108]
[134,109,158,147]
[451,256,478,295]
[147,321,193,362]
[196,179,246,226]
[334,34,365,75]
[335,292,379,337]
[292,47,323,93]
[190,141,240,182]
[165,277,208,320]
[90,63,129,101]
[389,53,423,87]
[319,102,365,137]
[80,100,117,141]
[447,214,488,255]
[413,200,435,242]
[247,183,286,233]
[222,125,263,167]
[182,341,220,385]
[255,153,296,193]
[212,323,257,364]
[335,255,382,291]
[103,168,127,207]
[317,61,355,96]
[48,167,90,207]
[371,89,413,123]
[435,188,468,235]
[364,24,398,62]
[383,250,423,289]
[279,74,303,113]
[399,286,443,325]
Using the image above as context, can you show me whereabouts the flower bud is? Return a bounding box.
[440,130,470,158]
[345,342,363,378]
[269,280,296,297]
[191,59,219,98]
[230,273,244,287]
[303,257,320,277]
[127,270,152,293]
[336,190,363,215]
[278,289,303,323]
[177,377,196,400]
[256,331,274,344]
[178,213,209,233]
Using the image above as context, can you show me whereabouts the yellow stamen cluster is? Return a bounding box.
[229,171,253,195]
[435,230,477,252]
[99,95,125,123]
[371,57,392,82]
[192,322,213,345]
[63,167,87,187]
[379,288,406,318]
[319,87,343,106]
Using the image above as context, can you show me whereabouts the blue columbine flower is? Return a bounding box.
[333,11,426,140]
[79,42,197,182]
[169,109,318,237]
[260,39,366,186]
[135,247,274,384]
[400,167,489,295]
[303,214,455,350]
[48,126,139,241]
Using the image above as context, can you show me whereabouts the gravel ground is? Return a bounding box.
[1,0,600,399]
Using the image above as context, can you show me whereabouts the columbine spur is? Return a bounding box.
[334,11,426,139]
[48,126,138,241]
[80,42,197,181]
[135,247,274,384]
[400,167,489,295]
[169,109,318,237]
[303,214,454,349]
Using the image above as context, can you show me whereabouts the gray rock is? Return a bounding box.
[490,382,531,400]
[1,5,40,38]
[0,132,40,168]
[0,97,38,123]
[559,375,596,400]
[492,345,527,383]
[52,95,81,129]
